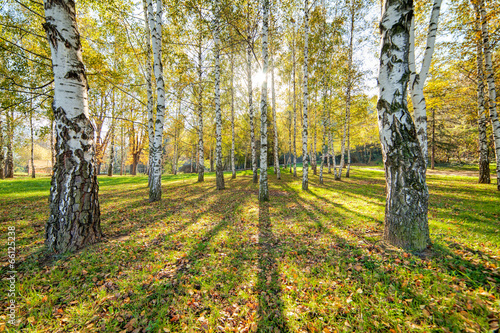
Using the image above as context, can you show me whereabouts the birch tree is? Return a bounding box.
[271,29,280,180]
[147,0,166,202]
[43,0,101,252]
[473,2,490,184]
[478,0,500,190]
[231,50,236,179]
[0,116,3,179]
[302,0,310,191]
[244,1,258,184]
[213,0,225,190]
[409,0,442,163]
[142,0,155,186]
[197,14,205,182]
[377,0,430,251]
[259,0,270,201]
[292,20,298,177]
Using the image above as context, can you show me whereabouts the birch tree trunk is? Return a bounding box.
[346,120,351,177]
[319,123,325,184]
[197,17,205,182]
[247,39,258,184]
[409,0,442,163]
[120,125,124,175]
[377,0,430,251]
[288,78,293,173]
[430,108,435,170]
[338,4,354,180]
[327,131,331,173]
[5,111,13,178]
[259,0,270,201]
[30,109,35,178]
[210,146,214,172]
[302,0,310,191]
[107,91,115,177]
[142,0,154,187]
[479,0,500,190]
[271,42,280,179]
[213,0,224,190]
[43,0,101,252]
[0,116,3,179]
[147,0,166,201]
[292,23,298,178]
[474,4,490,184]
[231,51,236,179]
[346,1,354,179]
[108,126,114,177]
[50,117,55,172]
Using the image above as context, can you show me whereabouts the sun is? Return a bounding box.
[253,70,266,86]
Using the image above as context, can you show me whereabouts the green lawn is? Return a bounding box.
[0,167,499,332]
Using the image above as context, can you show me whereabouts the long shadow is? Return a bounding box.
[118,183,257,330]
[257,201,289,332]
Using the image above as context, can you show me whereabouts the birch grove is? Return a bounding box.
[6,0,496,258]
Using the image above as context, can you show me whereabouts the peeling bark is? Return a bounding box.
[43,0,101,252]
[147,0,166,201]
[377,0,430,251]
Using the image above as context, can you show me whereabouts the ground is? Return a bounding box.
[0,166,499,332]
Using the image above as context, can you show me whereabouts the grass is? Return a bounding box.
[0,166,499,332]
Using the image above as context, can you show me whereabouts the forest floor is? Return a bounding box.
[0,166,499,332]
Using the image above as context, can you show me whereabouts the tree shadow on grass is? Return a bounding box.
[257,201,289,332]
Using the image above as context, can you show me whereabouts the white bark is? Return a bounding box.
[292,22,298,178]
[213,0,224,190]
[409,0,442,163]
[479,0,500,190]
[271,40,280,180]
[231,51,236,179]
[147,0,166,202]
[0,116,4,179]
[288,78,293,173]
[197,28,204,182]
[474,3,490,184]
[43,0,101,252]
[142,0,154,186]
[302,0,309,191]
[259,0,270,201]
[247,38,257,184]
[377,0,429,251]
